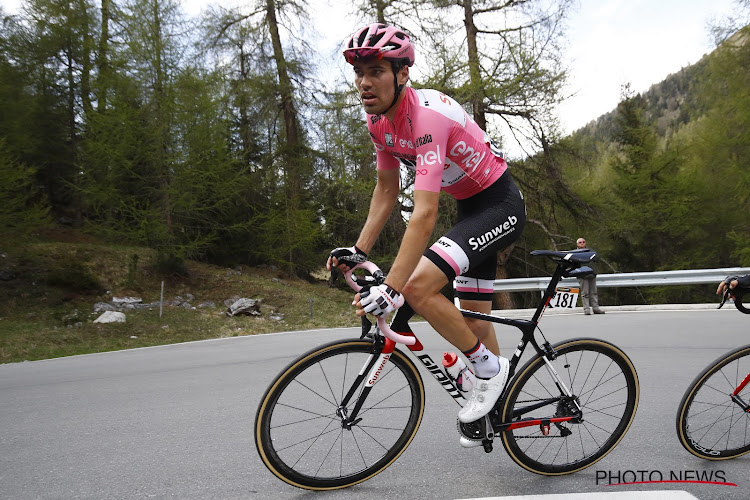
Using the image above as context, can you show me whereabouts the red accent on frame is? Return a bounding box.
[733,372,750,396]
[393,331,424,351]
[505,416,573,431]
[381,337,396,354]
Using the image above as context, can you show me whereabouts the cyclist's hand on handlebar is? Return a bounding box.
[717,276,740,296]
[327,245,368,272]
[356,284,403,317]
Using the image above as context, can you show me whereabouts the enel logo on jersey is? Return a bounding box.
[450,141,485,172]
[417,144,441,166]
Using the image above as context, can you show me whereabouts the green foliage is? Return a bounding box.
[0,236,361,363]
[45,255,102,293]
[126,253,140,287]
[1,0,749,306]
[682,28,750,267]
[552,26,750,304]
[605,90,698,272]
[153,252,188,277]
[0,142,51,234]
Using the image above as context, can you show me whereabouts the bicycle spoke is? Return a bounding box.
[291,377,339,407]
[256,341,424,488]
[678,347,750,459]
[285,422,341,462]
[270,408,337,429]
[314,429,345,477]
[502,340,638,474]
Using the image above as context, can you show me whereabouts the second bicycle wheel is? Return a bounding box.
[676,344,750,460]
[255,339,425,490]
[501,338,639,474]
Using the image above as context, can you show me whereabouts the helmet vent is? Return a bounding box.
[369,32,385,46]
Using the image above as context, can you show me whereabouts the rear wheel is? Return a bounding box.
[255,339,425,490]
[676,344,750,460]
[501,338,639,474]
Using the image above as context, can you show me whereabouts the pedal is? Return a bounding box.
[483,440,493,453]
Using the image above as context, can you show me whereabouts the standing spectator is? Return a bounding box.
[576,238,605,315]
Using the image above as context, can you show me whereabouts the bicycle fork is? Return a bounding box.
[334,342,393,429]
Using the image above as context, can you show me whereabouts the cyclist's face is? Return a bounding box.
[353,59,408,116]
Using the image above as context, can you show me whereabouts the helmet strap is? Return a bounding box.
[379,68,405,117]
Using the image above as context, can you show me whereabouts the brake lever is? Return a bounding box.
[718,288,731,309]
[329,269,338,287]
[360,316,374,338]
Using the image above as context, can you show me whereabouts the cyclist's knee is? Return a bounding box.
[401,282,429,312]
[402,264,448,312]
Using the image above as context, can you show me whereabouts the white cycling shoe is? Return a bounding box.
[458,356,509,424]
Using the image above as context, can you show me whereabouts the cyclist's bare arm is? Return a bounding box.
[383,189,439,292]
[356,168,400,256]
[352,189,439,318]
[327,168,399,273]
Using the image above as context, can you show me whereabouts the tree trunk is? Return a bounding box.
[266,0,301,206]
[493,244,516,309]
[151,0,172,233]
[462,0,486,130]
[78,0,93,116]
[97,0,110,113]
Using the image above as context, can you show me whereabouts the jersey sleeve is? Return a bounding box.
[376,147,399,170]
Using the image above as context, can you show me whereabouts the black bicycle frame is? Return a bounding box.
[338,261,579,431]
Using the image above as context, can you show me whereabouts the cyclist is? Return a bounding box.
[327,23,526,444]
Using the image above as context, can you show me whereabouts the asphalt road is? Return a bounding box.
[1,306,749,500]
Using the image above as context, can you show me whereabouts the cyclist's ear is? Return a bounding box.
[395,64,409,85]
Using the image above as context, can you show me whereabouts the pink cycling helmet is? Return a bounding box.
[343,23,415,67]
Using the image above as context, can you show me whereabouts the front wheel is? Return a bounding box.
[676,344,750,460]
[501,338,639,475]
[255,339,425,490]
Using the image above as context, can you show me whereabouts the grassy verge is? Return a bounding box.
[0,229,360,364]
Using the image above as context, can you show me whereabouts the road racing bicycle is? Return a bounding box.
[676,281,750,460]
[255,249,640,490]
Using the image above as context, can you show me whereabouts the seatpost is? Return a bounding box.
[531,264,568,324]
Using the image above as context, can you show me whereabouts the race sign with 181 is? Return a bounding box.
[549,287,579,309]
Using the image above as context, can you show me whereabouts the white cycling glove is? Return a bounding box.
[360,284,403,317]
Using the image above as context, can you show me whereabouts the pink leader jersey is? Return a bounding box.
[367,86,507,200]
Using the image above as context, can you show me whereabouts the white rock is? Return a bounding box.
[112,296,142,305]
[227,298,261,316]
[94,311,126,323]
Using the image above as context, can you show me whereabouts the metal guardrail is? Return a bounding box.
[487,267,750,293]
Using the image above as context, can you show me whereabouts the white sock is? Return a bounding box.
[463,341,500,379]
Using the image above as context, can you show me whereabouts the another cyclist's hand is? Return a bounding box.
[717,276,739,296]
[357,284,403,317]
[327,245,367,272]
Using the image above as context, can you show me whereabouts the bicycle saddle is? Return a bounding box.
[531,249,597,266]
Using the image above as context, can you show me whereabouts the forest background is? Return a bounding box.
[1,0,750,314]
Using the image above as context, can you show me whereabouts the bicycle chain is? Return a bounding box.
[513,434,567,439]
